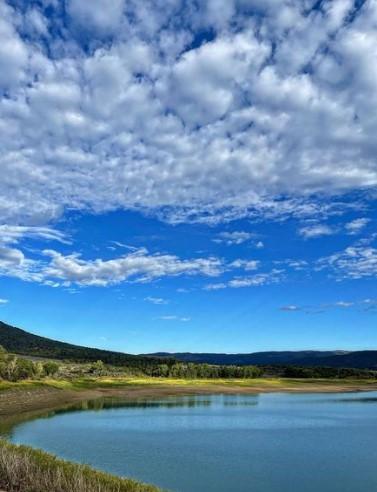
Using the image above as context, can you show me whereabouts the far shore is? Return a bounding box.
[2,376,377,425]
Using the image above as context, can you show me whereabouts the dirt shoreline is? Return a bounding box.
[2,379,377,424]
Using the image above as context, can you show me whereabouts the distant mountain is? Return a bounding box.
[147,350,377,369]
[0,321,165,366]
[2,320,377,370]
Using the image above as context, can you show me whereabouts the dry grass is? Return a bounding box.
[0,440,161,492]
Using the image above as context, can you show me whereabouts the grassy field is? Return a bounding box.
[0,439,160,492]
[3,375,377,394]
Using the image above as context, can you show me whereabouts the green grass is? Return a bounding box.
[0,439,161,492]
[2,375,377,394]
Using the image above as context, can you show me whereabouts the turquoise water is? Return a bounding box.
[7,392,377,492]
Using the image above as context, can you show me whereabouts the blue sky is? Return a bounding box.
[0,0,377,353]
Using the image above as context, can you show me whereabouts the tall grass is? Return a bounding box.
[0,439,161,492]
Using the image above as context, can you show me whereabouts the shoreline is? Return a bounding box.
[1,377,377,492]
[2,377,377,423]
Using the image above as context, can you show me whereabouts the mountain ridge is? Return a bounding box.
[2,320,377,369]
[145,350,377,369]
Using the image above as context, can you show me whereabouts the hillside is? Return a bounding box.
[0,321,165,367]
[2,320,377,370]
[148,350,377,369]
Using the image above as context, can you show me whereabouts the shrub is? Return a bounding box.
[42,361,60,377]
[0,439,161,492]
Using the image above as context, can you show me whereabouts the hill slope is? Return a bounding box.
[0,321,162,366]
[148,350,377,369]
[2,320,377,370]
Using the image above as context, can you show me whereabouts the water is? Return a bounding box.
[6,392,377,492]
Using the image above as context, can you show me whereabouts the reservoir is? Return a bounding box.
[6,392,377,492]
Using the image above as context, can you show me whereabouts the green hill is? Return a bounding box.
[0,321,164,367]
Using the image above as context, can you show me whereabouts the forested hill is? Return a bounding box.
[147,350,377,369]
[0,321,165,367]
[2,320,377,370]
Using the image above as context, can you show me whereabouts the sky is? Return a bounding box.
[0,0,377,354]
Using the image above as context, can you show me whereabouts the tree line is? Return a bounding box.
[1,345,376,382]
[0,346,59,382]
[142,362,263,378]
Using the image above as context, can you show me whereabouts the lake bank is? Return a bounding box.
[2,376,377,422]
[0,439,161,492]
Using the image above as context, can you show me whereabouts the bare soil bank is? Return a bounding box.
[2,378,377,423]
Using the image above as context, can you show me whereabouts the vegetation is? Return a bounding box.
[149,350,377,369]
[281,365,377,379]
[142,362,263,378]
[3,321,377,371]
[0,439,160,492]
[0,344,263,382]
[0,321,169,367]
[0,347,59,382]
[1,344,376,384]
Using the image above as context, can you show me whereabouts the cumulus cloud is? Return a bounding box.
[318,246,377,279]
[0,0,377,228]
[0,245,40,282]
[345,218,370,235]
[0,246,225,287]
[67,0,125,36]
[298,224,335,239]
[40,248,223,287]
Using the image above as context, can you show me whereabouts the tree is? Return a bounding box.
[90,360,105,375]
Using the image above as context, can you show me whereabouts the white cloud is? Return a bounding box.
[334,301,354,307]
[67,0,125,36]
[0,2,27,90]
[159,315,191,322]
[298,224,335,239]
[345,218,370,235]
[280,299,359,313]
[0,298,9,304]
[0,0,377,228]
[230,259,260,271]
[205,269,282,290]
[0,246,25,267]
[144,296,169,305]
[0,245,40,282]
[214,231,255,245]
[319,246,377,279]
[280,305,300,312]
[40,248,224,287]
[0,225,68,244]
[203,282,227,291]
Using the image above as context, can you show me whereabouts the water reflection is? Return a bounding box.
[6,392,377,492]
[0,394,260,439]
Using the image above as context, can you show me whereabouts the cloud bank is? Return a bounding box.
[1,0,377,226]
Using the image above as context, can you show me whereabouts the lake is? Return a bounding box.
[6,392,377,492]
